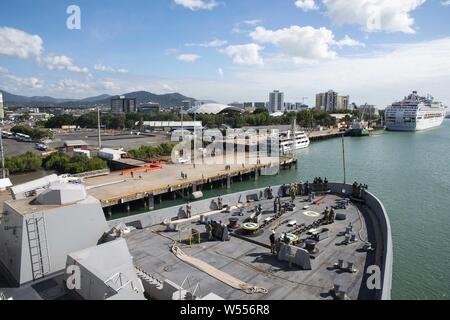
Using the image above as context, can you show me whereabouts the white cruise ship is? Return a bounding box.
[280,130,310,154]
[385,91,447,131]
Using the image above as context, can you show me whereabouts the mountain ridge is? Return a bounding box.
[0,90,197,108]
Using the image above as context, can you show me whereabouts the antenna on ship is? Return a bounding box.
[97,106,102,150]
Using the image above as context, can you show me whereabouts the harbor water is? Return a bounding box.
[112,120,450,299]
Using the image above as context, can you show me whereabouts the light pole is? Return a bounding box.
[181,108,184,141]
[0,121,5,179]
[97,107,102,150]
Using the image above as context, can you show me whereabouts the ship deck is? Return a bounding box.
[124,192,382,300]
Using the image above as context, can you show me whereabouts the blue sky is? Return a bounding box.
[1,0,450,107]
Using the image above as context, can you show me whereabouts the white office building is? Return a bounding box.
[269,90,285,113]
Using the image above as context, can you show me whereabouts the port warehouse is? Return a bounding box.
[0,182,392,300]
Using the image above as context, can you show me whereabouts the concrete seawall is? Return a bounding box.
[110,182,393,300]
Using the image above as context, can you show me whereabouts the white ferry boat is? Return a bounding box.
[280,130,310,154]
[385,91,447,131]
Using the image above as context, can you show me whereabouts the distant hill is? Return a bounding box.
[106,91,196,107]
[80,94,112,102]
[0,90,75,106]
[0,90,196,108]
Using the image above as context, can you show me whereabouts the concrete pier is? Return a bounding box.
[82,153,297,212]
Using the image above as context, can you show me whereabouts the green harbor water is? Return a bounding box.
[113,120,450,300]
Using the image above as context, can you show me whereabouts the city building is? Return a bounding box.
[229,102,244,110]
[243,102,256,113]
[316,90,350,112]
[316,90,338,112]
[357,104,379,117]
[284,102,293,111]
[111,96,137,113]
[0,92,4,119]
[269,90,285,113]
[139,102,161,113]
[182,100,192,111]
[254,102,266,110]
[17,107,40,114]
[141,121,202,132]
[337,96,350,111]
[63,140,89,153]
[28,112,51,121]
[295,103,309,111]
[51,108,65,115]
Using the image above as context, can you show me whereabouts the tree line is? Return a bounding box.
[127,143,175,159]
[5,152,107,175]
[10,125,54,141]
[39,108,344,130]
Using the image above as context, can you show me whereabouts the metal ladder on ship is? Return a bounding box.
[26,213,51,281]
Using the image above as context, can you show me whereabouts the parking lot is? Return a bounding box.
[52,129,171,150]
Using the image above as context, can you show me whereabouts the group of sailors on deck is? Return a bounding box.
[322,207,336,224]
[352,182,368,199]
[312,177,329,192]
[269,230,292,255]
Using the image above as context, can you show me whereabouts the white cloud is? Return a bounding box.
[54,79,91,94]
[295,0,319,11]
[250,26,338,60]
[0,27,43,59]
[0,66,9,75]
[186,39,227,48]
[174,0,219,10]
[4,38,450,107]
[162,83,176,92]
[165,48,179,55]
[176,54,201,62]
[218,68,224,77]
[322,0,426,34]
[11,76,43,89]
[94,64,128,73]
[441,0,450,5]
[232,19,262,34]
[40,54,89,74]
[335,35,366,47]
[223,44,264,66]
[0,68,44,91]
[221,37,450,107]
[0,27,89,75]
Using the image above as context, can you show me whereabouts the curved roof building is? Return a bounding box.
[188,103,243,115]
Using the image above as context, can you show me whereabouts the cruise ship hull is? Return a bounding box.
[386,116,445,131]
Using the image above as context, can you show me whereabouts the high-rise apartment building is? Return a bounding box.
[316,90,349,112]
[337,95,349,111]
[269,90,285,113]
